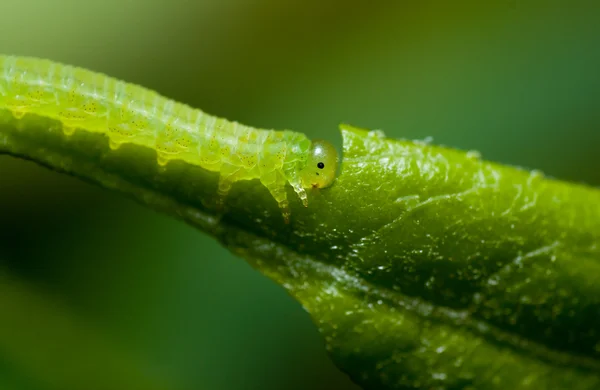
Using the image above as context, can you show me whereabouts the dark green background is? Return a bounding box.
[0,1,598,389]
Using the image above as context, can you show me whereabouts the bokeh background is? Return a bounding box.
[0,1,599,389]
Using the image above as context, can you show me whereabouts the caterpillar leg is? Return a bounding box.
[260,170,290,223]
[216,163,242,210]
[11,109,26,119]
[63,125,76,136]
[286,171,308,207]
[290,181,308,207]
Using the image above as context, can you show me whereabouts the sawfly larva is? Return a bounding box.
[0,55,339,222]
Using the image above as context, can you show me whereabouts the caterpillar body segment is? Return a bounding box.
[0,55,339,221]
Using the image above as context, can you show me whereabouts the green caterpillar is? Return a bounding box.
[0,55,339,222]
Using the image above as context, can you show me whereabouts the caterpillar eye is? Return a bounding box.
[317,162,325,169]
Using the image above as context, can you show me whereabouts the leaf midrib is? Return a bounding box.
[232,229,600,374]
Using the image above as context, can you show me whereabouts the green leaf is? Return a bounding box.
[1,111,600,390]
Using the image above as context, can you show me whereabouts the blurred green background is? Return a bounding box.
[0,1,599,389]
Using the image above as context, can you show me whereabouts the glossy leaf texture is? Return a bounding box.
[1,111,599,390]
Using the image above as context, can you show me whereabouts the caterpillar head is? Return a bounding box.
[300,139,339,189]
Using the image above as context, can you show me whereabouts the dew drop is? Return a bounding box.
[487,276,499,286]
[425,276,435,289]
[530,169,544,179]
[368,129,386,138]
[519,295,531,305]
[466,150,482,160]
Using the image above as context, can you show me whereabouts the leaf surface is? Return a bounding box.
[1,111,600,389]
